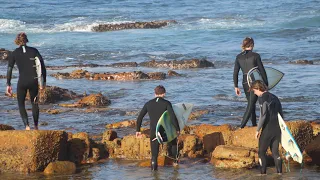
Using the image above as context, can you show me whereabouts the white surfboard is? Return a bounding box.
[172,103,194,131]
[34,56,44,87]
[155,103,193,144]
[247,67,284,90]
[278,113,303,164]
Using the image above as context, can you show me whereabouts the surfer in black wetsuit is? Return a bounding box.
[251,80,282,175]
[6,32,47,130]
[233,37,268,128]
[136,85,180,171]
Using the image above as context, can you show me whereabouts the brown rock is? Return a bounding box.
[311,120,320,136]
[203,132,225,156]
[110,62,138,67]
[193,124,233,145]
[0,124,15,131]
[68,132,91,164]
[102,130,118,143]
[305,135,320,166]
[43,161,76,175]
[211,158,256,169]
[289,60,314,65]
[0,48,11,60]
[178,134,204,158]
[286,121,313,151]
[76,93,111,107]
[39,86,80,104]
[147,72,166,80]
[189,110,209,120]
[106,120,136,129]
[232,127,257,149]
[139,59,214,69]
[0,130,68,172]
[167,70,180,76]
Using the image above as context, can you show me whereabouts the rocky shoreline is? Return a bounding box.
[0,119,319,174]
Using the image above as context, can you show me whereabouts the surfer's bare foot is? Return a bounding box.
[25,126,31,130]
[173,162,179,167]
[34,126,39,130]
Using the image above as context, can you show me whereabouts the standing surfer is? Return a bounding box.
[233,37,268,128]
[251,80,282,175]
[136,85,180,171]
[6,32,47,130]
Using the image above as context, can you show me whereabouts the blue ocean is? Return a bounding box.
[0,0,319,179]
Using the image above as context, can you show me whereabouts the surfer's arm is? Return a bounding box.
[256,55,268,86]
[136,104,147,132]
[167,103,179,131]
[6,53,15,86]
[257,102,268,132]
[233,58,240,88]
[37,50,47,86]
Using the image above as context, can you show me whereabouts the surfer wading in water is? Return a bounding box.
[233,37,268,128]
[6,32,47,130]
[251,80,283,175]
[136,85,180,171]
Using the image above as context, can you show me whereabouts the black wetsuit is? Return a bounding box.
[257,92,283,174]
[136,97,179,170]
[233,50,268,128]
[6,45,46,127]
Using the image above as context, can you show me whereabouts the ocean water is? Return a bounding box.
[0,0,320,179]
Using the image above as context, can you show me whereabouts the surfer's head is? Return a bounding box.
[15,32,29,46]
[250,80,268,96]
[242,37,254,51]
[154,85,166,97]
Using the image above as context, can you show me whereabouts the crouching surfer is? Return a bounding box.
[136,85,180,171]
[251,80,283,175]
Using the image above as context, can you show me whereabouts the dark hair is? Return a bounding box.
[242,37,254,50]
[154,85,166,95]
[15,32,29,46]
[250,80,268,92]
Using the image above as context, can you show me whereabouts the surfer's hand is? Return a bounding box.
[136,132,142,138]
[235,87,241,96]
[6,86,12,97]
[255,131,260,139]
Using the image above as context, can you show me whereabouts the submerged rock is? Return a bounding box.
[92,20,177,32]
[139,59,214,69]
[305,135,320,166]
[0,124,15,131]
[289,60,314,65]
[39,86,81,104]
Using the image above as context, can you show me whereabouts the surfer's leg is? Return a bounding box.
[17,82,29,128]
[258,135,269,174]
[29,84,39,129]
[240,84,256,128]
[150,139,159,171]
[270,137,282,174]
[167,138,178,161]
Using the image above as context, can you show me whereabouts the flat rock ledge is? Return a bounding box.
[139,59,214,69]
[92,20,177,32]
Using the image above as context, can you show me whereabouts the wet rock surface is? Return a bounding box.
[92,20,177,32]
[289,60,314,65]
[43,161,76,175]
[0,124,15,131]
[59,93,111,108]
[139,59,214,69]
[0,48,11,60]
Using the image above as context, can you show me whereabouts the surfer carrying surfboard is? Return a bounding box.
[250,80,283,175]
[233,37,268,128]
[6,32,47,130]
[136,85,180,171]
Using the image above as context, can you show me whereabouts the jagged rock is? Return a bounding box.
[178,134,204,158]
[91,71,150,81]
[92,20,176,32]
[105,120,136,129]
[102,130,118,142]
[43,161,76,175]
[289,60,314,65]
[193,124,233,145]
[39,86,80,104]
[0,48,11,60]
[305,135,320,166]
[311,120,320,136]
[139,59,214,69]
[0,130,68,172]
[286,121,313,151]
[0,124,15,131]
[147,72,166,80]
[232,127,257,149]
[189,110,209,120]
[46,64,100,70]
[203,132,225,156]
[67,132,91,164]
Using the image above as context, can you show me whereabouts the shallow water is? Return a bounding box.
[0,0,320,179]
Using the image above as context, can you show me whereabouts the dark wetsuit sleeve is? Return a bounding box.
[6,53,16,86]
[136,103,147,132]
[36,50,47,84]
[256,55,268,86]
[233,58,240,88]
[257,102,268,131]
[279,101,283,118]
[167,103,179,131]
